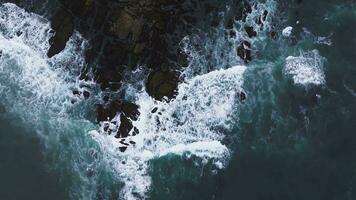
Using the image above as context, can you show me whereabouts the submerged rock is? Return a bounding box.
[116,114,133,138]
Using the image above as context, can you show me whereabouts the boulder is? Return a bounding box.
[146,70,179,101]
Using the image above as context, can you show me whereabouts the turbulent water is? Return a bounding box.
[0,0,355,200]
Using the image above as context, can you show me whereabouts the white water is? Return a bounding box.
[285,50,325,86]
[0,3,101,199]
[0,1,280,200]
[91,65,246,200]
[90,0,278,199]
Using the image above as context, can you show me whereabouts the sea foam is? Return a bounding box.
[285,50,326,86]
[90,65,246,200]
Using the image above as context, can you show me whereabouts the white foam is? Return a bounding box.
[0,3,92,120]
[285,50,325,86]
[90,0,280,198]
[0,4,99,199]
[91,65,246,199]
[282,26,293,37]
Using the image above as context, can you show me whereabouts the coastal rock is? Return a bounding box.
[146,70,179,101]
[237,41,252,63]
[47,9,74,58]
[116,114,133,138]
[244,26,257,38]
[104,9,144,41]
[96,100,140,123]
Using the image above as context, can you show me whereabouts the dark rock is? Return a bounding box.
[72,90,81,96]
[116,114,133,138]
[151,107,158,113]
[96,104,114,122]
[103,123,110,132]
[237,41,252,63]
[244,26,257,38]
[262,10,268,21]
[132,127,139,136]
[103,96,110,102]
[129,141,136,145]
[83,90,90,98]
[96,100,140,123]
[120,102,140,121]
[240,91,246,101]
[270,31,278,40]
[47,9,74,58]
[119,146,127,152]
[120,141,130,146]
[146,70,179,101]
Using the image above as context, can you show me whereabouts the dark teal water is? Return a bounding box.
[149,1,356,200]
[0,0,355,200]
[0,113,68,200]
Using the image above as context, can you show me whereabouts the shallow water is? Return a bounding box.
[0,0,355,200]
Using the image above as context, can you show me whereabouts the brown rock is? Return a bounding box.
[146,70,179,101]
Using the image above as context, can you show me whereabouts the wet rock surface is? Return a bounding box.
[47,8,74,58]
[44,0,275,143]
[146,70,179,101]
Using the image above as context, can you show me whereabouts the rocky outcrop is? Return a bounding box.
[146,70,179,101]
[45,0,273,144]
[47,9,74,58]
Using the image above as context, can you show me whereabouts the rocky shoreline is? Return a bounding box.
[45,0,271,149]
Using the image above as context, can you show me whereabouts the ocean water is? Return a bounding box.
[0,0,355,200]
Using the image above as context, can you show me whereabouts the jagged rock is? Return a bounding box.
[116,114,133,138]
[151,107,158,113]
[96,100,140,123]
[132,127,139,136]
[146,70,179,101]
[237,41,252,64]
[47,9,74,58]
[119,146,127,152]
[240,91,246,101]
[244,26,257,38]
